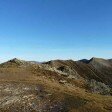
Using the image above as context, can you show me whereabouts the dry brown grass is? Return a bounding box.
[0,65,112,112]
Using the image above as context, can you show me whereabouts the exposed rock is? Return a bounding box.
[88,79,111,95]
[59,80,67,84]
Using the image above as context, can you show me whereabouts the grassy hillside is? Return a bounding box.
[0,58,112,112]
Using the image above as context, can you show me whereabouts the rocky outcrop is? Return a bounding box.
[88,79,111,95]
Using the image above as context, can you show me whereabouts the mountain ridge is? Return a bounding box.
[0,57,112,112]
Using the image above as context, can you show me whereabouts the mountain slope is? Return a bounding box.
[43,58,112,85]
[0,58,112,112]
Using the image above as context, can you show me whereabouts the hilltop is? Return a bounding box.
[0,57,112,112]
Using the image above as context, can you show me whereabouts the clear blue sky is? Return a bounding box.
[0,0,112,62]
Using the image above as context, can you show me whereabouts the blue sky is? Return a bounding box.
[0,0,112,62]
